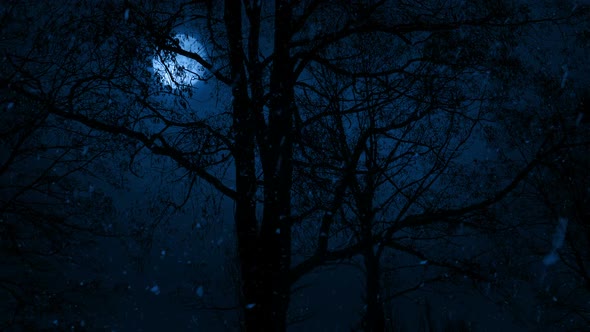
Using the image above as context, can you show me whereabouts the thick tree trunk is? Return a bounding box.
[225,0,294,330]
[223,1,263,330]
[363,248,385,332]
[252,1,296,330]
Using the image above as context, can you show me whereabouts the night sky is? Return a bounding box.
[1,1,589,331]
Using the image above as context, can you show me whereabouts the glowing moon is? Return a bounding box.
[152,34,205,87]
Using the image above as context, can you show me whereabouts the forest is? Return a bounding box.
[1,0,589,331]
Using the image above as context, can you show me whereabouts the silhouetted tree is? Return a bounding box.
[0,54,117,330]
[293,2,589,330]
[3,0,587,330]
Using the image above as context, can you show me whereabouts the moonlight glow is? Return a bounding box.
[152,34,205,87]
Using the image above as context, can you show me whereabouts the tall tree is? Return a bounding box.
[0,36,117,332]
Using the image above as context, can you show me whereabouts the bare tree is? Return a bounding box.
[0,45,118,331]
[292,1,590,330]
[3,0,586,330]
[490,87,590,330]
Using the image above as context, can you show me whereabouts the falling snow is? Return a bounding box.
[560,65,568,89]
[543,217,568,266]
[149,285,160,295]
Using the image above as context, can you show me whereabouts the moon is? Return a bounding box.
[152,34,205,88]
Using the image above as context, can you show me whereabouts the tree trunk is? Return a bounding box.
[225,0,295,330]
[223,0,262,329]
[363,248,386,332]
